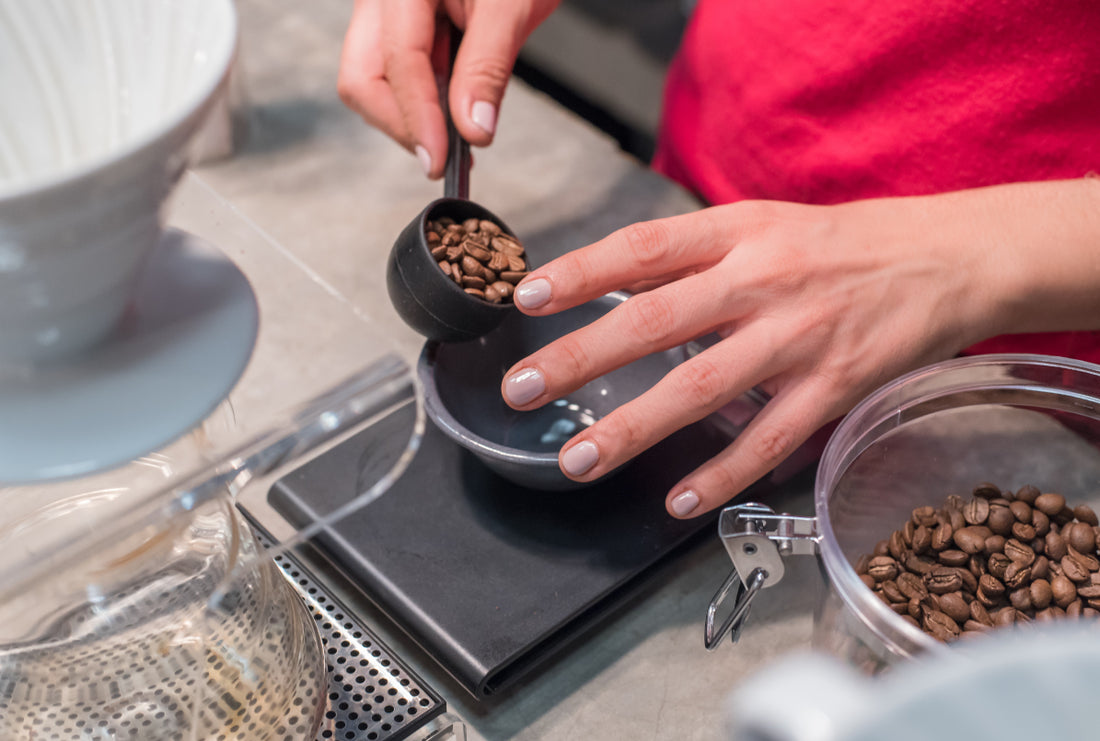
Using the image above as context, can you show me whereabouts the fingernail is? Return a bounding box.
[670,490,700,517]
[515,278,551,310]
[470,100,497,135]
[503,367,545,406]
[415,145,432,176]
[561,440,599,477]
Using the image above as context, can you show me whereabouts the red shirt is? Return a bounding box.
[653,0,1100,362]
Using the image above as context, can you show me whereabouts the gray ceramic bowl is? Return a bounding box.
[418,291,686,490]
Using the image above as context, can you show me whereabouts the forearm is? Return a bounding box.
[967,177,1100,337]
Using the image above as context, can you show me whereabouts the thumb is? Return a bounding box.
[449,2,556,145]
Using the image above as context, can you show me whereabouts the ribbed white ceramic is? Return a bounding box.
[0,0,237,363]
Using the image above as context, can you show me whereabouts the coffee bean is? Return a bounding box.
[993,606,1017,626]
[1004,562,1032,590]
[901,614,921,629]
[1009,500,1032,524]
[970,600,994,627]
[1015,485,1040,504]
[983,535,1006,556]
[1075,584,1100,599]
[938,592,971,623]
[931,523,954,551]
[897,572,929,601]
[973,483,1001,500]
[1011,522,1037,541]
[1035,492,1067,516]
[963,498,990,526]
[986,506,1016,536]
[1031,555,1051,581]
[1068,546,1100,572]
[912,506,938,527]
[479,219,502,236]
[1062,554,1092,583]
[912,525,932,554]
[500,270,528,284]
[463,288,486,299]
[923,610,961,642]
[978,573,1005,598]
[1029,579,1053,610]
[889,530,907,561]
[1067,600,1085,618]
[868,556,899,582]
[954,526,992,554]
[1067,522,1096,554]
[1009,587,1033,612]
[1074,504,1099,527]
[926,567,963,594]
[963,619,991,633]
[1003,539,1036,567]
[1052,574,1078,607]
[859,573,875,589]
[1045,531,1068,561]
[461,275,486,290]
[968,555,986,579]
[905,553,937,576]
[1031,509,1051,537]
[954,567,978,593]
[882,580,906,603]
[427,217,529,304]
[988,553,1012,580]
[937,549,969,567]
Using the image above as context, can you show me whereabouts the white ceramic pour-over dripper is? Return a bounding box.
[0,0,237,364]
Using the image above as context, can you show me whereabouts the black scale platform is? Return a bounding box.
[269,403,772,698]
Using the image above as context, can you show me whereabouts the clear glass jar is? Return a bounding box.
[813,354,1100,671]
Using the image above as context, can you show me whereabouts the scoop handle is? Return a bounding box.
[443,21,470,200]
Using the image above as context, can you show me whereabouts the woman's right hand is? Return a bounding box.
[338,0,560,179]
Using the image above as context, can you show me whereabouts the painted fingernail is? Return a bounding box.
[561,440,599,477]
[670,490,700,517]
[515,278,551,310]
[470,100,497,135]
[415,145,432,177]
[503,367,545,406]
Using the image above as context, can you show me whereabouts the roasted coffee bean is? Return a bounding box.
[905,553,937,576]
[855,553,871,574]
[937,549,969,567]
[993,606,1018,627]
[1068,546,1100,572]
[908,597,923,619]
[912,506,938,527]
[887,601,910,615]
[938,592,971,623]
[463,287,486,299]
[1029,578,1053,610]
[963,498,990,526]
[1009,500,1033,524]
[963,620,991,633]
[859,573,876,589]
[882,580,906,603]
[1004,562,1032,590]
[988,553,1012,580]
[1045,531,1069,561]
[954,526,992,554]
[873,539,890,557]
[1031,555,1051,581]
[499,270,528,284]
[976,585,1000,609]
[461,275,486,290]
[888,530,907,561]
[1009,587,1033,612]
[1035,492,1067,516]
[983,535,1006,556]
[926,567,963,594]
[954,567,978,593]
[931,523,954,551]
[1011,522,1037,541]
[897,572,928,601]
[1004,539,1036,566]
[1067,522,1096,554]
[868,556,899,582]
[428,217,528,303]
[901,614,921,629]
[1067,600,1084,618]
[978,573,1005,598]
[1075,584,1100,599]
[490,280,514,299]
[968,555,986,579]
[923,610,961,642]
[1015,485,1040,504]
[1062,554,1091,583]
[970,600,994,627]
[1031,509,1051,537]
[986,506,1016,536]
[1083,607,1100,618]
[912,524,932,554]
[973,483,1001,500]
[1074,504,1099,527]
[1052,574,1077,607]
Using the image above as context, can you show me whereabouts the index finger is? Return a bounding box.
[513,206,744,314]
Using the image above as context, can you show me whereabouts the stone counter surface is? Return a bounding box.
[193,1,820,738]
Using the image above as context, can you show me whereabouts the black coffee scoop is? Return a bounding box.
[386,21,528,343]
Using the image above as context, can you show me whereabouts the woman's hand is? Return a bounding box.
[337,0,560,178]
[500,180,1100,519]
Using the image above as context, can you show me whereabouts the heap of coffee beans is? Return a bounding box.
[427,217,529,304]
[856,483,1100,643]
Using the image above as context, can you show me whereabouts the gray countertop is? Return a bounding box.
[189,1,821,738]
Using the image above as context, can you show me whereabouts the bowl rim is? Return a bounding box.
[0,0,238,202]
[417,290,638,467]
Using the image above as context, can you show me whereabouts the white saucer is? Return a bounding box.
[0,228,259,483]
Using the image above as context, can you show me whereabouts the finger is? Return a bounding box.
[338,1,411,145]
[381,1,450,178]
[448,1,558,145]
[550,323,789,484]
[512,208,740,315]
[665,378,841,519]
[501,270,739,411]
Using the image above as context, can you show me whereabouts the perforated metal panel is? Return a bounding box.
[262,531,448,741]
